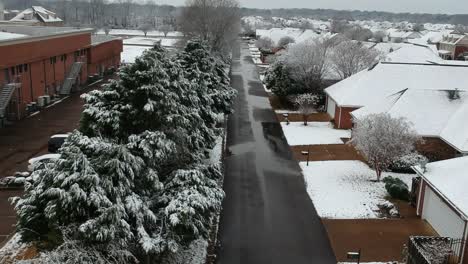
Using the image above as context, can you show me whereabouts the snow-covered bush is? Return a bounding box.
[390,152,428,173]
[383,176,410,201]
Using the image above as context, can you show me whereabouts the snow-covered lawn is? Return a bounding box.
[97,29,183,37]
[281,122,350,146]
[123,37,178,47]
[301,160,414,219]
[121,45,151,64]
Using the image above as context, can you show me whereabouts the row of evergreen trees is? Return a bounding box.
[13,40,237,263]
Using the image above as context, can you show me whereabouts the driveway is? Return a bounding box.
[216,40,336,264]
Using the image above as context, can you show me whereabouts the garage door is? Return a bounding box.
[422,186,465,239]
[327,97,336,119]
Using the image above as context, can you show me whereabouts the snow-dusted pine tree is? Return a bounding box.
[178,39,237,116]
[15,43,232,263]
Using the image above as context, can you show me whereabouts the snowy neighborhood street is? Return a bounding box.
[216,40,336,264]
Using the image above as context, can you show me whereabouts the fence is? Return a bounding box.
[408,236,466,264]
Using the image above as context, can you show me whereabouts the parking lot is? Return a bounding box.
[0,78,109,245]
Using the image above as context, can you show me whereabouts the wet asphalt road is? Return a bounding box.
[216,40,336,264]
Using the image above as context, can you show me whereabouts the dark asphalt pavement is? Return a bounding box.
[216,41,337,264]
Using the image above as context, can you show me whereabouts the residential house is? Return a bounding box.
[10,6,63,26]
[413,157,468,264]
[324,62,468,160]
[351,88,468,161]
[386,29,422,43]
[438,33,468,60]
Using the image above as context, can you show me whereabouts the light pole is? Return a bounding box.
[301,150,310,166]
[282,113,289,125]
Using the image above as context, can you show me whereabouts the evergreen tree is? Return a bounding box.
[14,43,233,262]
[177,39,237,117]
[264,61,302,98]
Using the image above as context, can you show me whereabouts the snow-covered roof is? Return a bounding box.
[256,28,324,44]
[11,6,62,23]
[0,31,27,41]
[325,62,468,108]
[414,156,468,219]
[352,89,468,152]
[387,30,422,39]
[382,44,442,64]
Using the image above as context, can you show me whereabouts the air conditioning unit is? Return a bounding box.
[37,97,45,107]
[43,95,51,105]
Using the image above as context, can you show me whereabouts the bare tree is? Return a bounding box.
[294,94,319,125]
[282,37,337,93]
[179,0,241,53]
[330,19,349,33]
[103,25,111,35]
[330,40,381,79]
[373,31,386,43]
[139,23,153,37]
[412,23,425,32]
[349,113,421,181]
[158,24,174,37]
[344,25,373,41]
[277,36,295,48]
[256,36,274,49]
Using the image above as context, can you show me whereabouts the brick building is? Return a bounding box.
[0,25,122,122]
[438,33,468,61]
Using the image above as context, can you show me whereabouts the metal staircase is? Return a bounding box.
[59,62,83,95]
[0,83,20,118]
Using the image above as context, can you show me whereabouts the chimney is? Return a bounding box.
[448,88,461,100]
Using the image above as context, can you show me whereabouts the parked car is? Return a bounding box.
[28,154,60,171]
[48,134,69,153]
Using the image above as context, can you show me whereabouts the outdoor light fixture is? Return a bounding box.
[346,249,361,264]
[282,113,290,125]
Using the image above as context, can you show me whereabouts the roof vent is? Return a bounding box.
[448,88,461,100]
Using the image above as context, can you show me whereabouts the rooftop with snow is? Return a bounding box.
[0,25,93,43]
[414,156,468,219]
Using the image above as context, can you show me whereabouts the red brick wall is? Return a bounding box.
[0,34,91,68]
[455,46,468,59]
[87,40,123,77]
[334,106,359,129]
[417,137,460,162]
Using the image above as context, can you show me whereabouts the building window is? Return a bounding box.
[24,64,28,72]
[17,65,23,73]
[11,67,15,75]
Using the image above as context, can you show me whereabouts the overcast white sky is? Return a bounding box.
[153,0,468,14]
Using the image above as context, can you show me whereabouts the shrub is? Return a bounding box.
[390,152,428,173]
[383,176,409,201]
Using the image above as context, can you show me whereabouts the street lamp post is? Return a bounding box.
[282,113,289,125]
[301,150,310,166]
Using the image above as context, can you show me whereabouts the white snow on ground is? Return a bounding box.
[123,37,178,47]
[275,110,301,114]
[121,45,151,64]
[301,160,414,219]
[97,29,183,37]
[0,234,30,263]
[204,136,223,165]
[281,122,350,146]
